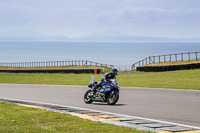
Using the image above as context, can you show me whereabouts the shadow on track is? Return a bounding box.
[92,103,127,106]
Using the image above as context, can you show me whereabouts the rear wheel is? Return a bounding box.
[107,91,119,105]
[84,90,93,104]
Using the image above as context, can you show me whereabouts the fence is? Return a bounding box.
[132,52,200,70]
[0,60,134,71]
[113,65,134,71]
[0,60,114,69]
[3,52,198,72]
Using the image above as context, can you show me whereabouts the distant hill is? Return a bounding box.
[71,31,200,42]
[0,30,68,41]
[0,30,200,42]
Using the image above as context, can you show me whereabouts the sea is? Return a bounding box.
[0,41,200,70]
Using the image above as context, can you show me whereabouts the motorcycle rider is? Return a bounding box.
[92,68,118,93]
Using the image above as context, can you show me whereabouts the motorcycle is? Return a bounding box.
[84,79,120,105]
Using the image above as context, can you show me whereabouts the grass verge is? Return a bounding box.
[118,69,200,90]
[0,69,200,90]
[144,59,200,66]
[0,102,148,133]
[0,66,111,73]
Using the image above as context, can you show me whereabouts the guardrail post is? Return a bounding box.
[149,57,151,64]
[159,56,161,62]
[188,53,190,61]
[164,55,166,62]
[181,53,183,61]
[195,52,198,60]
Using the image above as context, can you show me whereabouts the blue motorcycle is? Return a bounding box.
[84,79,120,105]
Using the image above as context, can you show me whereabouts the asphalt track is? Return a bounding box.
[0,84,199,127]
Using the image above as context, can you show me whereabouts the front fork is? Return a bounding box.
[110,90,119,97]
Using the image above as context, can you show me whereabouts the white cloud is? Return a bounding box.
[0,0,200,38]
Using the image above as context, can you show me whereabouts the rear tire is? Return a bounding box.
[84,90,93,104]
[107,91,119,105]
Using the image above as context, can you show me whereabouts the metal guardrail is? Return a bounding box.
[0,60,134,71]
[112,65,134,71]
[2,52,198,72]
[132,52,200,70]
[0,60,114,69]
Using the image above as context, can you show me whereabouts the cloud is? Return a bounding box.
[0,0,200,38]
[95,5,200,36]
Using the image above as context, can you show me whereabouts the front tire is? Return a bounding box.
[107,91,119,105]
[84,90,93,104]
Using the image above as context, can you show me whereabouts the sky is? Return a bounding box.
[0,0,200,38]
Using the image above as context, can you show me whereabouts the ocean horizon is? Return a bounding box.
[0,41,200,68]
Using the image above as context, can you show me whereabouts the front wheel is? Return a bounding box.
[84,90,93,104]
[107,91,119,105]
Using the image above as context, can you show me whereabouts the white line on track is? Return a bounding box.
[1,96,200,130]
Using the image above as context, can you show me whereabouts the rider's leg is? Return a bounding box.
[93,80,102,92]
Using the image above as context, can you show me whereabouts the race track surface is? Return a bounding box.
[0,84,199,127]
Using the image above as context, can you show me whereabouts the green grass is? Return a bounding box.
[118,69,200,90]
[0,69,200,90]
[0,102,148,133]
[145,59,200,66]
[0,72,102,85]
[0,66,111,73]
